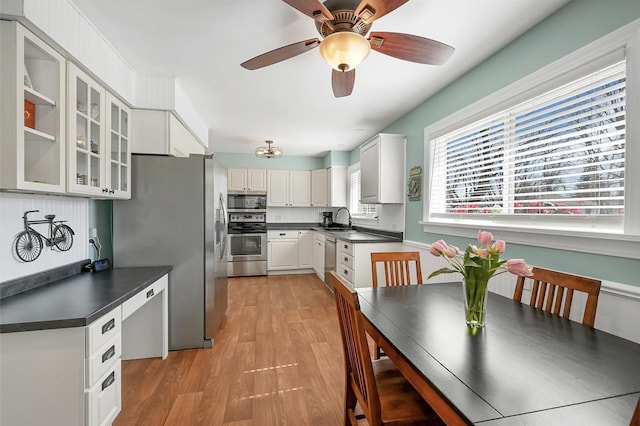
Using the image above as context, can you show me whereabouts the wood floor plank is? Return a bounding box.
[114,273,345,426]
[164,392,202,426]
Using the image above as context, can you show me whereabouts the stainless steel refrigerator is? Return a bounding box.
[113,154,228,350]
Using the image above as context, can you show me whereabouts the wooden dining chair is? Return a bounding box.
[371,251,423,288]
[328,272,443,426]
[513,266,601,327]
[370,251,423,359]
[631,395,640,425]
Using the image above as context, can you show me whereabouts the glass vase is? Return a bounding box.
[462,276,490,328]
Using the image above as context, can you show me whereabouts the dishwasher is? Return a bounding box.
[324,235,336,292]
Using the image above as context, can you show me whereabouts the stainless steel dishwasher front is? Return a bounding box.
[324,235,336,292]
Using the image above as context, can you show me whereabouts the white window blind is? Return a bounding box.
[430,60,626,221]
[350,169,378,216]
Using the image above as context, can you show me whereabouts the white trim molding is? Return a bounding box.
[422,19,640,257]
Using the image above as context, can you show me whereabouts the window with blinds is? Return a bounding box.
[429,60,626,222]
[350,169,378,216]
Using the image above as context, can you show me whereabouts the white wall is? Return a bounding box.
[0,193,88,282]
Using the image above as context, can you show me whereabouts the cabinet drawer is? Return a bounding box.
[122,275,167,320]
[86,359,121,426]
[339,240,354,256]
[268,230,299,239]
[86,307,121,355]
[340,252,354,270]
[339,264,355,286]
[86,332,121,388]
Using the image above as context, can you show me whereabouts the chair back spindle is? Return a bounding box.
[513,267,601,327]
[371,252,423,287]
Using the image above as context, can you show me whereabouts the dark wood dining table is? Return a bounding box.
[357,283,640,425]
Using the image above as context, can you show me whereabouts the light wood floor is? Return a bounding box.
[114,273,345,426]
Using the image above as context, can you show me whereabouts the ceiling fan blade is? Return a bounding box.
[355,0,409,24]
[369,32,454,65]
[282,0,334,22]
[332,69,355,98]
[241,39,320,70]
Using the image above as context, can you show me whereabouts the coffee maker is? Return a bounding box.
[322,211,333,227]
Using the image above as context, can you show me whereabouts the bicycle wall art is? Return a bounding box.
[14,210,75,262]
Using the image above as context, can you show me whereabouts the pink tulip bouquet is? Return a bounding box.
[428,230,533,327]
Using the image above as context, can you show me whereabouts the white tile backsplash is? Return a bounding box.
[267,207,330,223]
[0,193,88,282]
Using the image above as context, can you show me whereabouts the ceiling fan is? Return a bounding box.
[241,0,455,97]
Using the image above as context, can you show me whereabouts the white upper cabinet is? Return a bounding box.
[311,169,328,207]
[328,166,347,207]
[360,133,406,204]
[228,168,266,192]
[312,167,346,207]
[289,170,311,206]
[106,94,131,198]
[0,21,66,193]
[132,110,204,158]
[267,170,310,207]
[67,64,131,198]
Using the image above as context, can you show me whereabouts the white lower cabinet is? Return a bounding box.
[267,230,314,272]
[0,275,168,426]
[298,230,313,268]
[337,239,402,287]
[312,231,325,281]
[268,231,299,270]
[86,359,122,426]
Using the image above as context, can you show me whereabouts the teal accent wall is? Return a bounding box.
[215,150,351,170]
[215,152,324,170]
[326,150,350,167]
[89,200,113,262]
[378,0,640,285]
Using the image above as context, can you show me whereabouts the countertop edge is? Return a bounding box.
[0,266,172,333]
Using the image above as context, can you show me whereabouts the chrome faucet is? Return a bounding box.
[335,207,352,229]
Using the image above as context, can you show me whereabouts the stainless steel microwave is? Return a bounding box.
[227,192,267,212]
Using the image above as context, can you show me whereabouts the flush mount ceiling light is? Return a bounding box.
[318,31,371,72]
[255,140,283,159]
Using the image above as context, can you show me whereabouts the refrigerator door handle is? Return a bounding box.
[220,192,227,261]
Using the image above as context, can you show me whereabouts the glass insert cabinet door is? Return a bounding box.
[107,94,130,197]
[68,63,105,195]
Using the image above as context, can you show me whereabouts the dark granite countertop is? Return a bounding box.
[267,222,403,243]
[0,266,172,333]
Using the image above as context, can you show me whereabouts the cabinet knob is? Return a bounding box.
[109,189,115,194]
[102,188,109,193]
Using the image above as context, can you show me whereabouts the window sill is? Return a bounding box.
[419,221,640,260]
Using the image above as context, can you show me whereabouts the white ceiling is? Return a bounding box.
[70,0,568,157]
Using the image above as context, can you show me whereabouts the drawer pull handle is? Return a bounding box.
[344,269,348,274]
[102,319,115,335]
[101,371,115,391]
[146,289,155,298]
[344,257,348,262]
[279,233,286,236]
[343,245,348,249]
[102,345,116,363]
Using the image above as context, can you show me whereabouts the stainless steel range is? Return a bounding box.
[227,212,267,277]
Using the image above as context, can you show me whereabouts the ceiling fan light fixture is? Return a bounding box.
[319,31,371,72]
[255,140,283,159]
